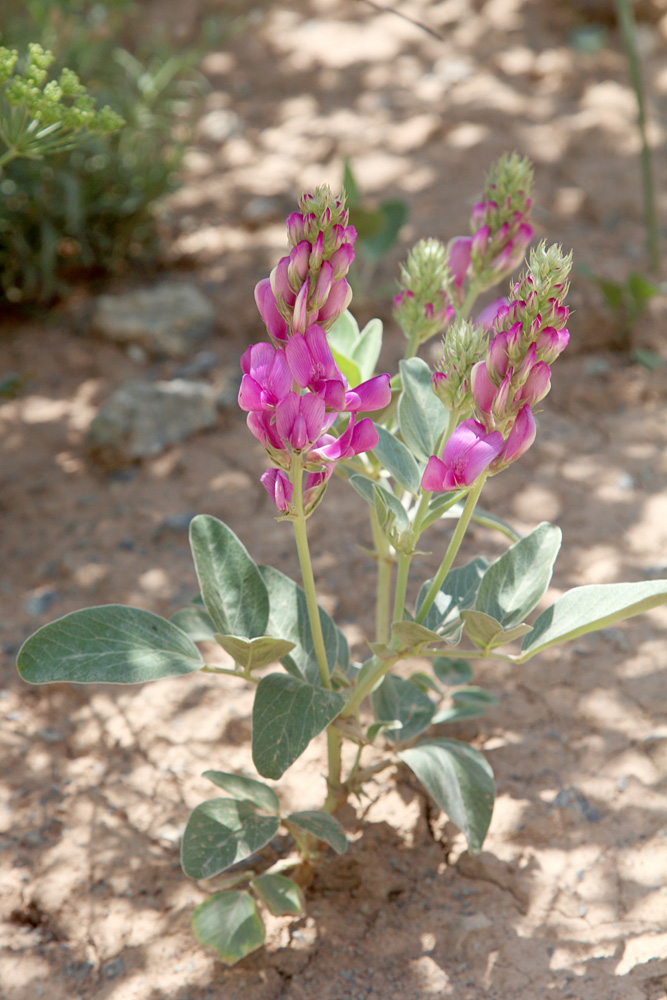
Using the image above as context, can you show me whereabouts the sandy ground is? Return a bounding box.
[2,1,667,997]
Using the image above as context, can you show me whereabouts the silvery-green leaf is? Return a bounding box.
[181,799,279,879]
[474,522,562,629]
[372,674,435,745]
[250,873,303,916]
[461,610,532,650]
[417,557,489,634]
[352,318,383,383]
[18,605,203,685]
[286,810,347,854]
[399,738,494,853]
[202,771,280,815]
[170,604,217,642]
[397,357,448,463]
[189,515,269,638]
[252,674,345,779]
[372,424,422,494]
[432,657,473,686]
[191,891,265,966]
[214,634,296,672]
[520,579,667,659]
[391,620,445,650]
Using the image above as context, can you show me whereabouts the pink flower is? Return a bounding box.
[285,326,347,410]
[475,297,508,331]
[238,342,292,412]
[448,236,472,289]
[421,419,504,491]
[344,373,391,413]
[536,326,569,363]
[516,361,551,406]
[275,392,327,451]
[471,361,497,414]
[498,404,536,465]
[310,415,379,463]
[261,468,293,512]
[255,279,289,343]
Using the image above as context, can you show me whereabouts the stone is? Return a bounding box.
[88,380,218,463]
[91,283,215,358]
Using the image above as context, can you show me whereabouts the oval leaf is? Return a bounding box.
[399,738,494,854]
[372,424,422,494]
[397,357,448,463]
[432,657,474,686]
[371,674,435,745]
[189,515,269,639]
[170,604,217,642]
[252,674,345,780]
[286,810,348,854]
[202,771,280,815]
[191,891,265,966]
[461,610,531,650]
[181,799,279,880]
[475,522,562,629]
[215,634,296,672]
[17,605,203,685]
[520,579,667,658]
[250,873,303,916]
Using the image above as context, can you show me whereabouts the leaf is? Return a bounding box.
[215,634,296,672]
[452,687,499,708]
[170,604,217,642]
[399,738,495,853]
[349,475,410,535]
[397,357,448,463]
[328,309,359,356]
[416,557,489,634]
[391,620,446,650]
[286,810,348,854]
[372,424,422,494]
[474,522,562,629]
[461,610,532,650]
[202,771,280,815]
[250,873,303,916]
[191,891,265,966]
[342,159,360,206]
[431,704,490,723]
[372,674,435,744]
[432,657,473,686]
[17,605,203,685]
[181,799,279,879]
[259,565,341,683]
[252,674,345,779]
[361,199,408,262]
[520,579,667,659]
[421,491,467,530]
[352,318,383,383]
[189,516,269,639]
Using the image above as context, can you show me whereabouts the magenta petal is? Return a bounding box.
[346,374,391,413]
[268,350,292,400]
[261,468,293,512]
[471,362,496,414]
[316,278,352,322]
[476,297,508,332]
[255,279,288,342]
[301,392,326,441]
[317,379,347,411]
[285,334,312,387]
[305,324,339,379]
[443,419,488,466]
[293,282,309,334]
[448,236,472,288]
[238,375,264,412]
[349,416,378,455]
[275,393,300,441]
[501,405,536,464]
[422,456,448,492]
[463,432,504,482]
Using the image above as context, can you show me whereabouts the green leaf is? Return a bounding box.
[421,491,467,530]
[191,891,265,966]
[352,318,383,383]
[367,719,403,742]
[328,309,359,357]
[431,704,490,723]
[17,605,203,685]
[432,657,473,686]
[520,579,667,659]
[286,810,348,854]
[391,620,446,650]
[399,738,495,853]
[372,674,435,744]
[330,345,362,388]
[372,424,422,494]
[627,271,657,315]
[349,475,410,535]
[215,634,296,672]
[181,799,279,879]
[250,873,303,916]
[259,565,341,683]
[361,199,408,262]
[252,674,345,779]
[170,604,217,642]
[342,159,360,206]
[202,771,280,815]
[474,522,562,629]
[189,516,269,639]
[397,357,448,463]
[417,557,489,635]
[461,610,532,650]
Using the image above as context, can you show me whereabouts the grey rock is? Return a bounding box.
[25,589,59,617]
[173,350,218,379]
[553,786,602,823]
[91,283,215,358]
[101,957,125,980]
[88,380,218,462]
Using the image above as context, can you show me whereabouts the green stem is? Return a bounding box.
[391,551,412,626]
[614,0,660,272]
[291,458,331,691]
[342,653,399,718]
[370,507,393,644]
[415,471,488,625]
[457,281,480,322]
[201,665,258,683]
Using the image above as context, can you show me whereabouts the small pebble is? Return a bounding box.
[24,590,58,617]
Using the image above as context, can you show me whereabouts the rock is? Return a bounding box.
[24,589,59,617]
[88,380,218,463]
[91,283,215,358]
[553,786,603,824]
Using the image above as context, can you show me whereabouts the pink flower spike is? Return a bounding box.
[270,257,294,306]
[537,326,569,363]
[288,240,311,286]
[275,392,326,451]
[330,242,355,280]
[310,260,334,310]
[310,231,324,269]
[238,342,292,411]
[286,325,342,389]
[471,361,497,414]
[292,281,309,334]
[448,237,472,288]
[247,410,285,452]
[255,279,289,342]
[286,212,305,245]
[475,296,508,331]
[316,278,352,324]
[437,418,503,488]
[500,404,536,464]
[311,415,378,462]
[261,468,293,513]
[486,331,511,379]
[421,455,451,492]
[344,373,391,413]
[472,225,491,256]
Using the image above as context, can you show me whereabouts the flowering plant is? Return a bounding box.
[17,155,667,965]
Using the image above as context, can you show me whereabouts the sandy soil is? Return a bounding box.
[2,1,667,997]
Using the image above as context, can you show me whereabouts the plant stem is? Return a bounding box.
[415,471,487,625]
[614,0,660,272]
[342,653,399,718]
[291,458,331,691]
[457,281,480,321]
[391,551,412,626]
[370,507,393,644]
